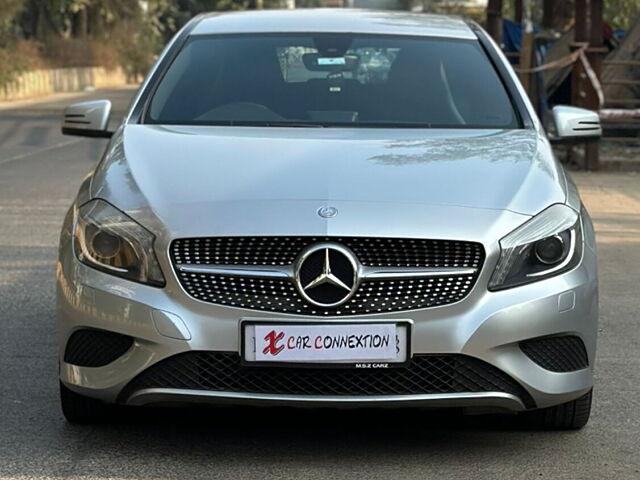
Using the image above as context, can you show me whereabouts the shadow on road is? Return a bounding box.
[69,403,552,441]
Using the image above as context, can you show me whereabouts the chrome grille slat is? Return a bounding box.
[360,266,478,279]
[176,263,476,280]
[171,237,485,316]
[176,264,293,278]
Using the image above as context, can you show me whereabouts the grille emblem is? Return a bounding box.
[294,243,359,308]
[318,206,338,218]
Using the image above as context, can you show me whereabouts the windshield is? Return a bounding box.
[146,33,520,129]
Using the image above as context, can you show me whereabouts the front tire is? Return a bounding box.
[520,389,592,430]
[60,382,109,424]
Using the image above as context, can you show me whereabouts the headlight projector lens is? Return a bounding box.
[534,235,565,265]
[91,231,121,259]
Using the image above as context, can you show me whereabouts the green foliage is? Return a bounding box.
[0,0,27,89]
[11,0,637,90]
[0,48,22,88]
[604,0,640,30]
[497,0,640,32]
[0,0,24,26]
[296,0,322,6]
[173,0,249,17]
[0,40,40,89]
[0,0,25,44]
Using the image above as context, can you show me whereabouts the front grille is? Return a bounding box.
[171,237,485,315]
[520,335,589,372]
[172,236,483,268]
[64,329,133,367]
[119,351,535,408]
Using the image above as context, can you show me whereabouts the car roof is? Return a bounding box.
[190,9,476,40]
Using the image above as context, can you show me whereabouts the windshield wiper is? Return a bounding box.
[261,122,325,128]
[194,120,326,128]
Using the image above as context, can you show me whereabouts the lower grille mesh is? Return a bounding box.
[520,335,589,372]
[64,329,133,367]
[119,352,535,408]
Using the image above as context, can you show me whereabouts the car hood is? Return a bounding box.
[91,125,566,243]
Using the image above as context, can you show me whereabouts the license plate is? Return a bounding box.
[242,322,410,366]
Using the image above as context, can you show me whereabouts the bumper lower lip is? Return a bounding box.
[125,388,527,411]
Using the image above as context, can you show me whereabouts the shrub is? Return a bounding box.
[0,40,42,89]
[39,38,119,69]
[112,24,162,82]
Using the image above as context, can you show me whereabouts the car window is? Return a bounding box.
[147,33,519,129]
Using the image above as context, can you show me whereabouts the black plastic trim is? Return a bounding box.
[467,20,534,129]
[118,351,536,408]
[520,335,589,372]
[62,127,113,138]
[64,329,134,367]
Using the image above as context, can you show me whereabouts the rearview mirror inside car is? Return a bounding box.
[302,53,360,72]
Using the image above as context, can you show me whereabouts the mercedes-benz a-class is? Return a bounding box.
[57,9,599,428]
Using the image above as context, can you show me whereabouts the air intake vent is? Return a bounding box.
[64,329,133,367]
[520,335,588,372]
[119,351,535,408]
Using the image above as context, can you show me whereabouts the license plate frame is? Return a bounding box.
[240,320,412,368]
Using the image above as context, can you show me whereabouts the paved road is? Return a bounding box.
[1,89,639,479]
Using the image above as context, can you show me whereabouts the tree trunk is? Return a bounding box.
[78,8,88,38]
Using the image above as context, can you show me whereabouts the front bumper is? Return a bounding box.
[57,225,598,412]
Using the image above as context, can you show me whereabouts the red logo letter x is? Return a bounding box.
[263,330,285,356]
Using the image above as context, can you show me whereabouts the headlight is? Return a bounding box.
[73,199,165,287]
[489,204,582,291]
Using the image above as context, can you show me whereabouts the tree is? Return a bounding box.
[0,0,24,45]
[605,0,640,30]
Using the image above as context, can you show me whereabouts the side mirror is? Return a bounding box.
[552,105,601,140]
[61,100,113,138]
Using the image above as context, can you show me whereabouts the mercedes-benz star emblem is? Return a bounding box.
[294,243,359,308]
[317,206,338,218]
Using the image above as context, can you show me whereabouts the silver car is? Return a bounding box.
[57,9,600,428]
